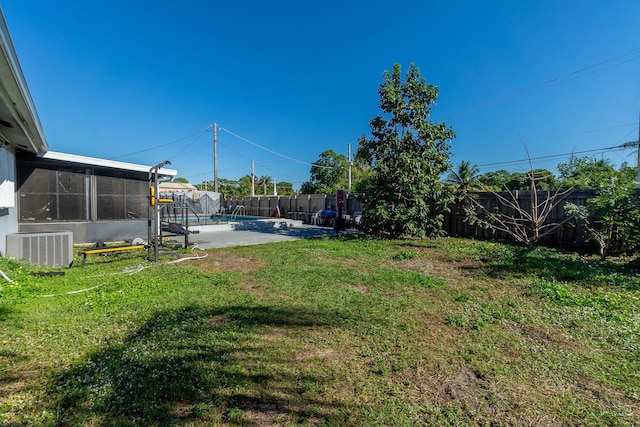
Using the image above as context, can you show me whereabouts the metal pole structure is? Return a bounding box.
[348,143,352,194]
[213,123,219,192]
[147,170,153,257]
[149,160,171,263]
[273,177,277,196]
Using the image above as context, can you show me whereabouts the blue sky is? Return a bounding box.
[4,1,640,189]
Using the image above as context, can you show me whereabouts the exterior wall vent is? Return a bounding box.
[6,231,73,267]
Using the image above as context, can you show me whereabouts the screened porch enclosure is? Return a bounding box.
[16,153,156,244]
[18,162,148,223]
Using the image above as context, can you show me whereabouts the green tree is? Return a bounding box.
[237,175,253,196]
[276,181,295,195]
[478,169,558,191]
[566,174,640,260]
[478,169,511,191]
[299,181,316,195]
[446,161,481,196]
[173,177,189,183]
[557,157,617,189]
[258,175,272,195]
[217,178,239,196]
[527,169,559,190]
[309,149,348,194]
[356,63,455,238]
[351,149,372,194]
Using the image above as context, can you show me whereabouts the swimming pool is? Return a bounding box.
[164,214,273,225]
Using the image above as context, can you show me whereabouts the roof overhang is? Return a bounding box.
[41,151,177,178]
[0,8,47,154]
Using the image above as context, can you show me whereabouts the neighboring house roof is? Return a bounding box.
[0,9,47,154]
[41,151,177,177]
[159,182,197,191]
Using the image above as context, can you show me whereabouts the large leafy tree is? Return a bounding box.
[566,173,640,260]
[276,181,295,195]
[478,169,559,191]
[557,157,617,189]
[357,63,455,238]
[299,181,315,195]
[309,149,348,194]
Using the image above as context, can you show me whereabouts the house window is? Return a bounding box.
[18,167,87,222]
[17,159,149,223]
[96,176,147,220]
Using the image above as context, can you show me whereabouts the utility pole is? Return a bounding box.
[213,123,219,192]
[348,143,352,194]
[251,160,255,197]
[273,177,277,196]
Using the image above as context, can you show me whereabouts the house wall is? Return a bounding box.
[0,145,17,255]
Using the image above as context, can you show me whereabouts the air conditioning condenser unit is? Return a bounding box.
[6,231,74,268]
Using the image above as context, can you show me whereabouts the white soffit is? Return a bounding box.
[40,151,178,177]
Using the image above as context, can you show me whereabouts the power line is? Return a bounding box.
[217,141,300,182]
[167,129,210,161]
[109,126,211,160]
[527,122,638,143]
[219,127,313,166]
[446,47,640,120]
[477,142,635,168]
[219,127,341,170]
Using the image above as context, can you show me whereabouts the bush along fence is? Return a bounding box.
[224,189,623,248]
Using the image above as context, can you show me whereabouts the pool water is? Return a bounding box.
[165,214,271,225]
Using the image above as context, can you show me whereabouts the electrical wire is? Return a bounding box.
[219,127,340,170]
[446,47,640,120]
[527,123,638,143]
[167,129,211,161]
[32,245,208,298]
[477,143,634,168]
[109,126,212,160]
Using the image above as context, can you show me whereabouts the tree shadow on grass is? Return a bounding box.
[0,305,16,322]
[48,304,354,426]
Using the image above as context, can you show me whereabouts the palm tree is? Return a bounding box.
[258,175,272,195]
[445,161,481,195]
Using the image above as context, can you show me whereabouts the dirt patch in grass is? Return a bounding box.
[295,347,336,362]
[0,362,47,398]
[192,252,265,274]
[386,247,489,282]
[341,283,370,294]
[239,401,324,426]
[442,366,486,407]
[517,322,584,352]
[205,313,231,326]
[0,373,35,398]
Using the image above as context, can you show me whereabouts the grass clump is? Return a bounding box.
[0,238,638,426]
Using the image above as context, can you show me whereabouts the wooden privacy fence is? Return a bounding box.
[224,194,363,224]
[225,190,606,246]
[445,190,597,246]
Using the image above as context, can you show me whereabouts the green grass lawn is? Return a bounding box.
[0,237,638,426]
